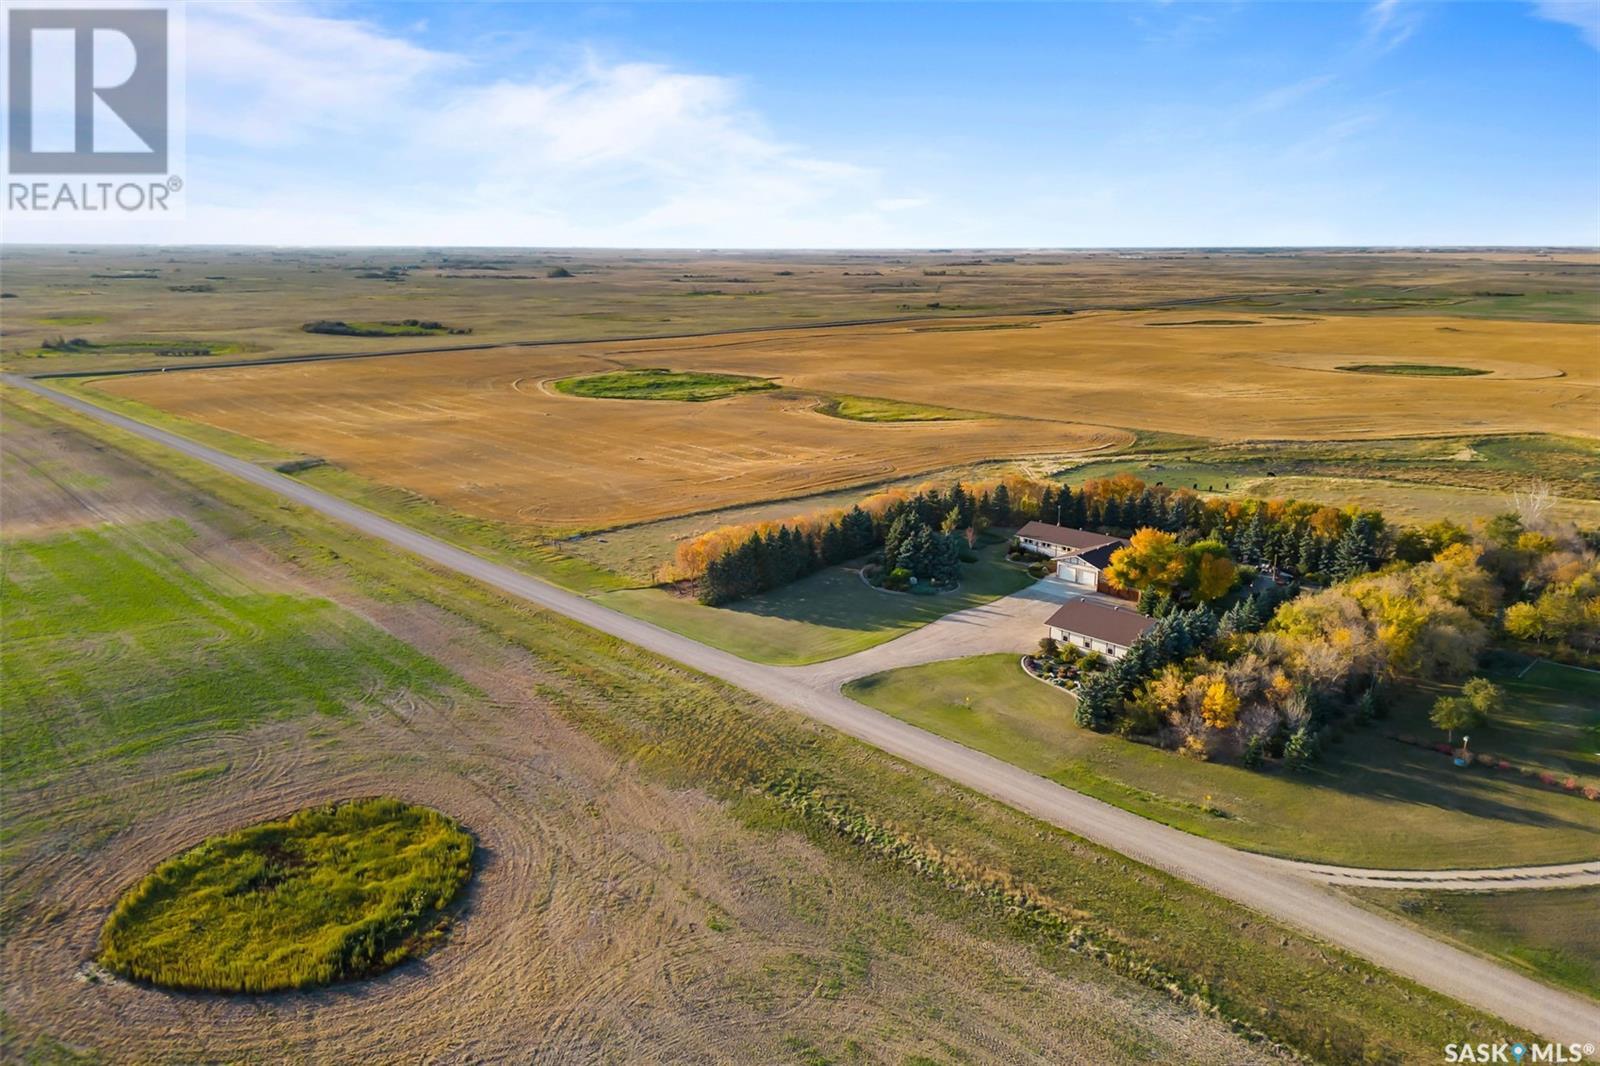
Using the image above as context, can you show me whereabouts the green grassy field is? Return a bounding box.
[99,798,472,992]
[1350,886,1600,1000]
[1054,432,1600,524]
[552,368,779,402]
[1,518,453,785]
[843,653,1599,868]
[814,394,980,422]
[21,338,250,361]
[2,384,1520,1063]
[597,539,1033,665]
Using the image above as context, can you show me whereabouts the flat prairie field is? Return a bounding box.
[99,309,1596,530]
[95,352,1129,531]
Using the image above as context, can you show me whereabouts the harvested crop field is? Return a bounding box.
[94,307,1596,532]
[94,350,1129,531]
[1,393,1285,1065]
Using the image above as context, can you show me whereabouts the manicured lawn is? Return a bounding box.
[844,654,1600,868]
[597,539,1034,665]
[1,519,453,784]
[551,368,778,402]
[1350,886,1600,1000]
[815,395,979,422]
[99,798,472,992]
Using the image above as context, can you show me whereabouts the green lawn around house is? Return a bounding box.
[597,539,1034,666]
[843,653,1600,868]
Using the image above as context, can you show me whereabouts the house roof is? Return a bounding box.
[1067,542,1121,571]
[1015,521,1123,552]
[1045,599,1156,648]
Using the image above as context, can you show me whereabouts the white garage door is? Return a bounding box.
[1059,564,1096,587]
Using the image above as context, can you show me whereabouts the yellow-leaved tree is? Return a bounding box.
[1105,528,1187,594]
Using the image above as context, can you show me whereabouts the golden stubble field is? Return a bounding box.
[97,349,1131,530]
[99,308,1598,531]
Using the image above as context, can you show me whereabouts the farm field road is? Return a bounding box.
[10,373,1599,1043]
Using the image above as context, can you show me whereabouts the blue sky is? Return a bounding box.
[13,1,1600,246]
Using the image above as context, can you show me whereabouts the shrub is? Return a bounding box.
[1583,785,1600,801]
[883,567,912,591]
[1562,777,1579,792]
[1474,753,1495,767]
[1240,734,1267,769]
[1282,727,1318,771]
[1496,760,1511,771]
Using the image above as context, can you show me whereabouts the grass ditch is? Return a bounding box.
[1348,886,1600,1001]
[4,384,1523,1064]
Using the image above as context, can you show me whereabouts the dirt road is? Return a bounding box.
[11,374,1597,1043]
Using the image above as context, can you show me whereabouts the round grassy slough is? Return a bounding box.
[98,798,473,993]
[1336,363,1490,377]
[551,367,778,402]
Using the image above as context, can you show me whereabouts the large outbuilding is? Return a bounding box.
[1014,521,1128,591]
[1044,598,1155,660]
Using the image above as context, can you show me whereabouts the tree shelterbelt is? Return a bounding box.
[692,472,1397,607]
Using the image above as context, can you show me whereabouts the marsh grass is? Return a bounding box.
[1336,363,1490,376]
[552,367,778,402]
[814,395,980,422]
[98,798,473,993]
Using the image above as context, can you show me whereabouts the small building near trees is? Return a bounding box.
[1044,598,1155,660]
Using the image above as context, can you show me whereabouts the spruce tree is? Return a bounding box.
[990,483,1012,526]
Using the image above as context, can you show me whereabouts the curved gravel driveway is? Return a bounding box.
[13,374,1597,1043]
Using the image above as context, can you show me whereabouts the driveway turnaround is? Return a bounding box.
[13,374,1598,1043]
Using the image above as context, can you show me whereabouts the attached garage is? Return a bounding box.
[1052,542,1120,592]
[1058,561,1098,587]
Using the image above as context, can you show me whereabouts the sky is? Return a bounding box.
[6,0,1599,247]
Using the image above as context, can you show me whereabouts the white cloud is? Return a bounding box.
[13,1,885,246]
[1532,0,1600,48]
[1362,0,1422,53]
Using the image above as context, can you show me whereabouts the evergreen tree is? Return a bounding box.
[1060,486,1084,527]
[1331,514,1377,582]
[820,521,845,566]
[990,483,1012,526]
[1038,485,1058,525]
[1218,596,1261,636]
[931,532,963,586]
[1296,528,1321,576]
[842,506,876,558]
[1237,510,1266,565]
[1075,672,1120,730]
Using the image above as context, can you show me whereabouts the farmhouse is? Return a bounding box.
[1014,521,1128,591]
[1044,599,1156,660]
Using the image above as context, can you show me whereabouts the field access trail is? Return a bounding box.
[11,374,1598,1043]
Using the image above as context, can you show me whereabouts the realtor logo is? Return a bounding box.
[7,7,168,173]
[4,4,183,216]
